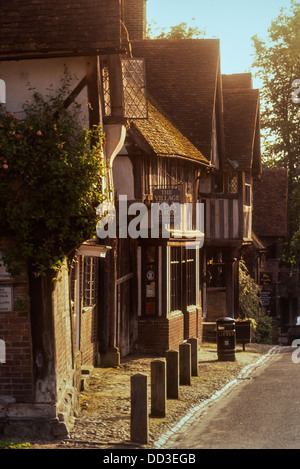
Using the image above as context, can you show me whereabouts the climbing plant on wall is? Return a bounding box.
[0,77,108,276]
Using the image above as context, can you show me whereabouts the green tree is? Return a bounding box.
[147,19,206,39]
[251,1,300,264]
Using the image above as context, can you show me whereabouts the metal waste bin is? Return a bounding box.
[216,317,236,361]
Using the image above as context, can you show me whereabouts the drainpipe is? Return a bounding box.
[99,123,126,367]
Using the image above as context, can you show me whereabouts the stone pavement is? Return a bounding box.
[21,342,278,449]
[53,342,278,450]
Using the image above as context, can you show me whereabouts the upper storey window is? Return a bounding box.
[101,56,147,122]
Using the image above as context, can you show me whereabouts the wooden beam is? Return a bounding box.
[86,57,101,127]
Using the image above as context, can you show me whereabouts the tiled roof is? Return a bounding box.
[222,73,253,90]
[0,0,122,57]
[130,98,209,164]
[222,74,261,173]
[252,168,288,238]
[131,39,221,162]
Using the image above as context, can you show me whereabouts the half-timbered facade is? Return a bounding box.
[0,0,147,437]
[113,98,208,353]
[201,73,261,320]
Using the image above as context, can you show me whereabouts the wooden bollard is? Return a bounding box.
[151,360,166,417]
[131,373,149,444]
[179,342,191,385]
[166,350,179,399]
[187,338,199,376]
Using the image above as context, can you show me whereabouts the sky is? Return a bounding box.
[146,0,294,88]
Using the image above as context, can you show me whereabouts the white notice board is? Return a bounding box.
[0,286,13,312]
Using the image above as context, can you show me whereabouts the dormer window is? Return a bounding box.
[101,56,147,122]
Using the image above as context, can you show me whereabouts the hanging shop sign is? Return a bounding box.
[260,272,272,286]
[152,188,181,224]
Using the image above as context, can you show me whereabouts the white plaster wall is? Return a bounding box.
[0,56,90,125]
[113,155,135,200]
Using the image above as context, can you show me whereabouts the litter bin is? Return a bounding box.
[216,317,236,361]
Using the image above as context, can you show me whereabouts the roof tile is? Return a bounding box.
[0,0,122,56]
[131,39,220,161]
[252,168,288,238]
[131,98,209,164]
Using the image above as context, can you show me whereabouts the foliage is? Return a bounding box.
[239,260,272,344]
[0,76,108,276]
[251,1,300,167]
[251,1,300,265]
[252,312,273,344]
[239,260,261,319]
[0,440,31,449]
[147,19,206,39]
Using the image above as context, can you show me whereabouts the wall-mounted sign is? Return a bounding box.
[153,188,181,204]
[0,251,11,281]
[260,272,272,286]
[0,286,13,312]
[146,284,155,298]
[146,269,155,281]
[261,291,271,307]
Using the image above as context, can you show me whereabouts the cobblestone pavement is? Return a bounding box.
[29,342,276,449]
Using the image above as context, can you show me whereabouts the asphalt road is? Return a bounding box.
[165,347,300,449]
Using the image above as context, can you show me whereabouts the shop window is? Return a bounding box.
[170,247,181,312]
[170,247,197,312]
[144,246,157,316]
[186,249,196,307]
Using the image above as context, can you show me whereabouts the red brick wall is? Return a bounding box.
[186,308,197,338]
[53,266,74,392]
[80,307,97,365]
[138,309,203,354]
[123,0,147,40]
[183,307,203,344]
[207,288,227,320]
[52,264,80,424]
[0,238,33,403]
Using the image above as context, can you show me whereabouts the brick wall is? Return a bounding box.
[123,0,147,40]
[186,308,198,339]
[138,309,203,354]
[80,306,97,365]
[138,311,184,355]
[52,263,80,427]
[207,288,227,320]
[0,238,33,403]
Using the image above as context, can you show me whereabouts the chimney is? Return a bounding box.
[123,0,147,40]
